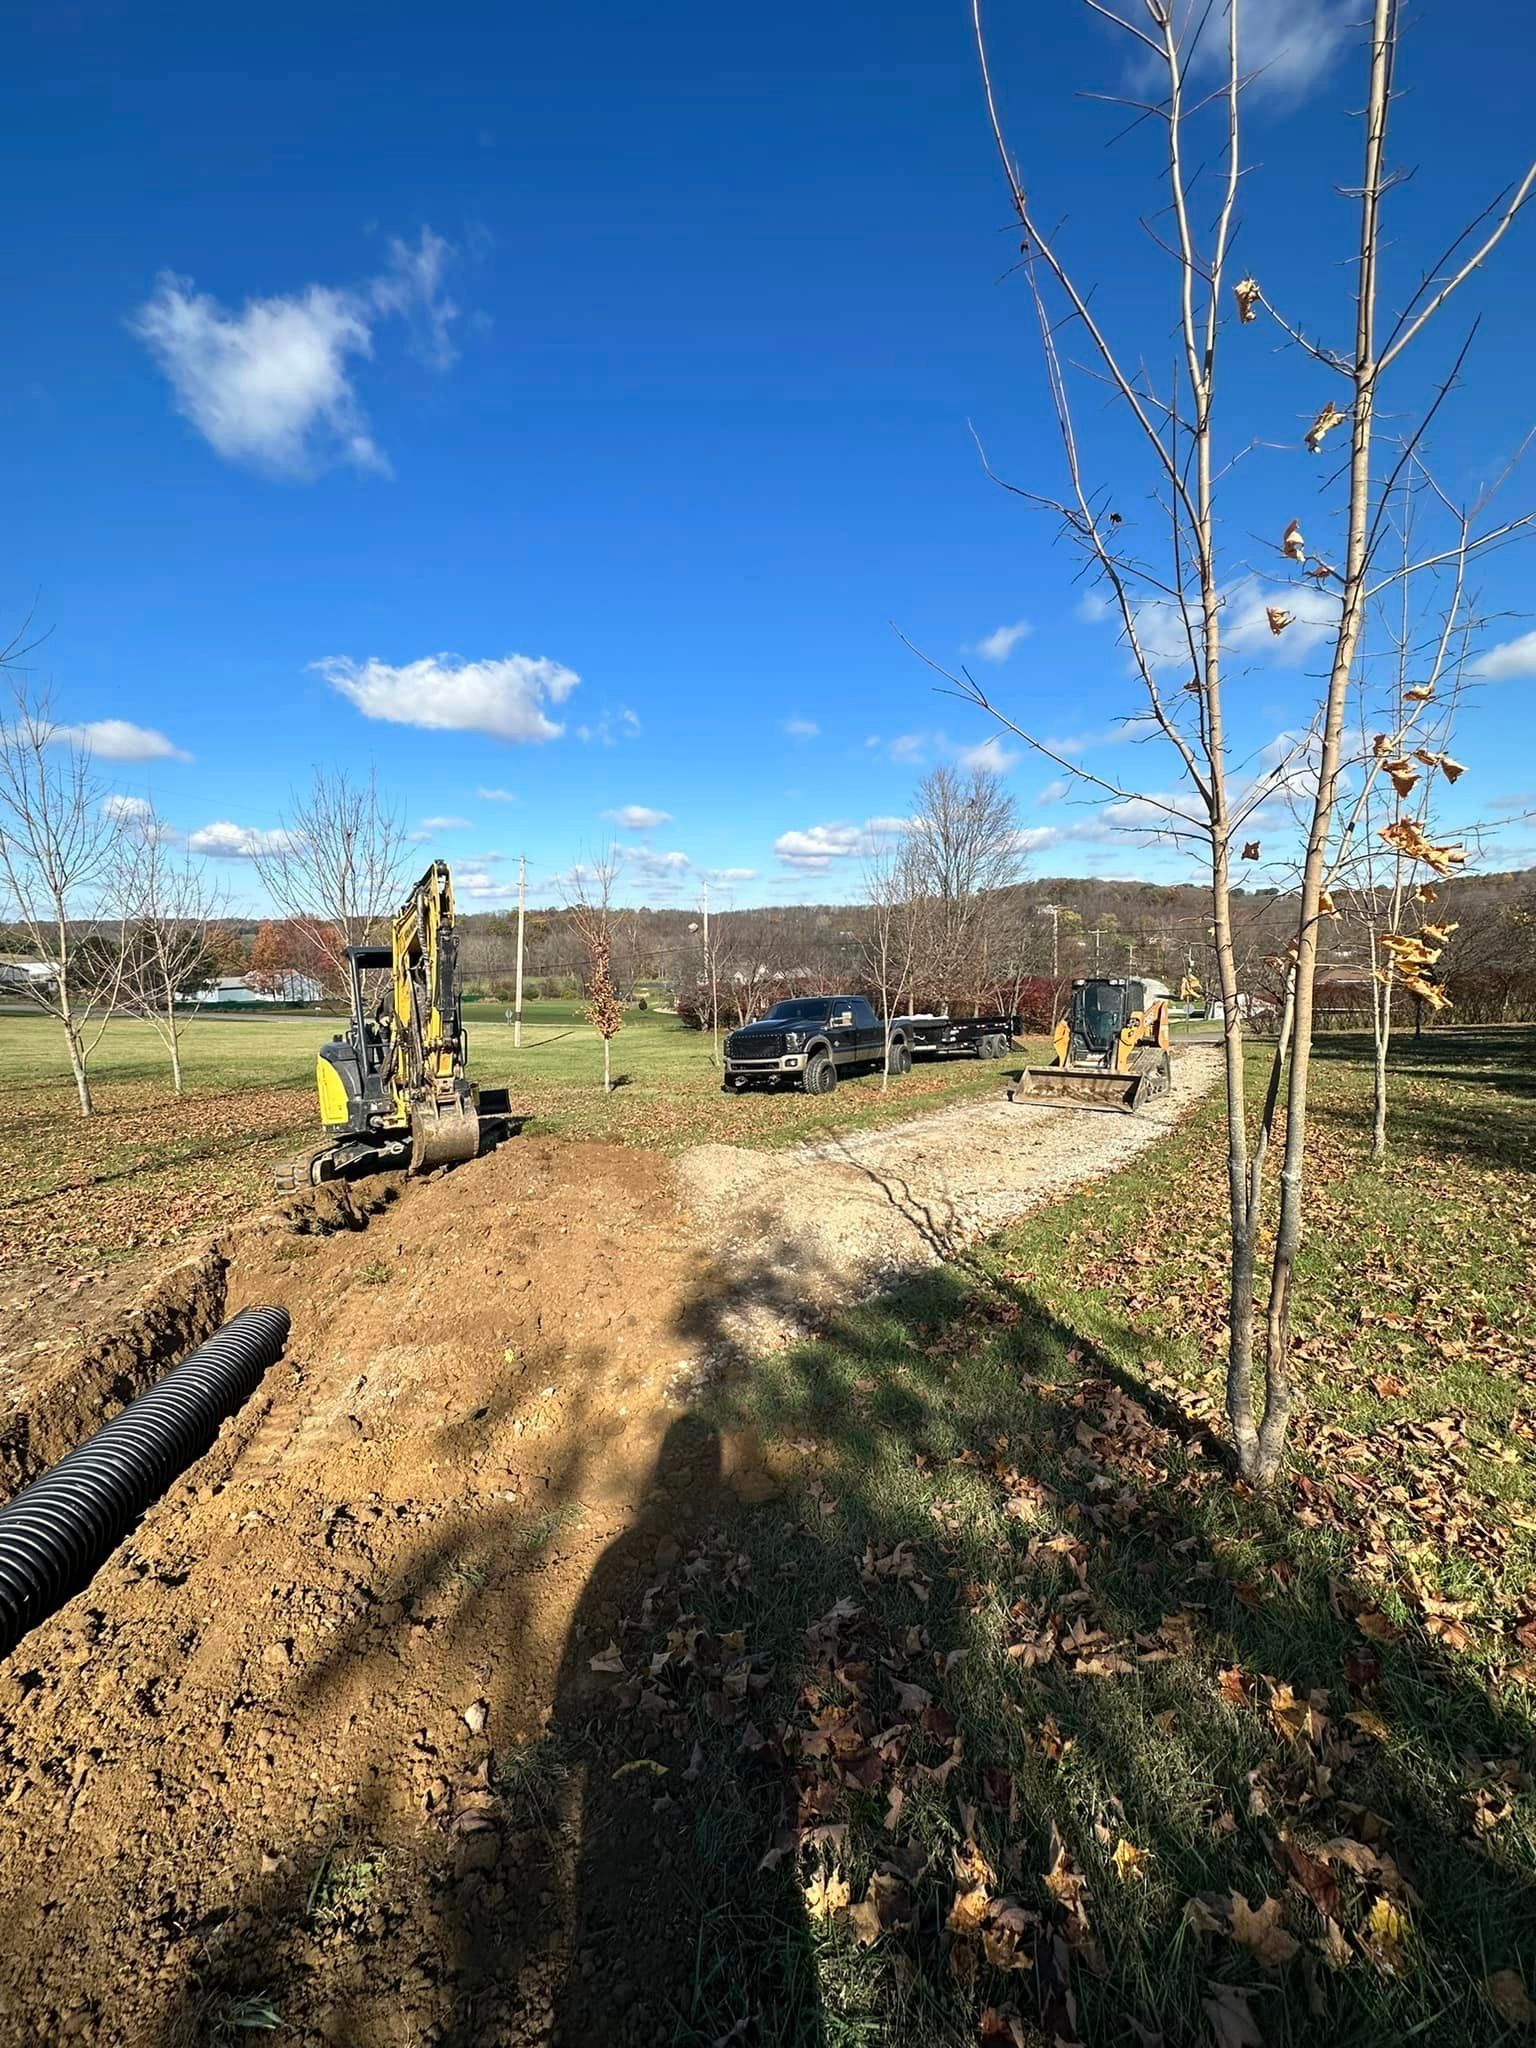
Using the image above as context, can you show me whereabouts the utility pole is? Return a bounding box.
[1037,902,1061,979]
[1092,925,1101,972]
[513,855,526,1048]
[702,880,718,1067]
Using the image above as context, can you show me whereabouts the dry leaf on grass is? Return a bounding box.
[1112,1839,1150,1883]
[1486,1970,1536,2025]
[1230,1892,1301,1968]
[803,1865,850,1921]
[1361,1895,1411,1975]
[1204,1981,1265,2048]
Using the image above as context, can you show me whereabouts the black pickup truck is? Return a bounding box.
[722,997,1017,1094]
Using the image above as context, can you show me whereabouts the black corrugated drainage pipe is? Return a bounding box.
[0,1305,290,1662]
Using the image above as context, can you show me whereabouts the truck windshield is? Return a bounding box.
[760,1000,831,1023]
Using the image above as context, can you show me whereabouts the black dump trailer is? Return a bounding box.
[896,1013,1019,1062]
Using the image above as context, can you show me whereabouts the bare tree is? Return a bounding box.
[862,836,920,1087]
[114,810,225,1093]
[905,766,1024,1011]
[570,849,625,1093]
[955,0,1533,1483]
[0,678,129,1116]
[253,768,410,988]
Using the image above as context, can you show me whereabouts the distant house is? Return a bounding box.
[0,954,59,995]
[190,973,325,1006]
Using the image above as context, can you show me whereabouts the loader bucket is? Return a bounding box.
[1012,1064,1149,1114]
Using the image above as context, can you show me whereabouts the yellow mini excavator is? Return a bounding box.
[1012,975,1173,1114]
[275,861,507,1193]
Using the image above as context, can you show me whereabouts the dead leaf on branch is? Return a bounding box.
[1383,757,1421,799]
[1282,519,1305,561]
[1266,607,1293,636]
[1234,276,1261,322]
[1241,840,1261,861]
[1404,683,1435,702]
[1306,400,1347,453]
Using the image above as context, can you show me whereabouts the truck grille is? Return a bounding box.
[727,1031,785,1061]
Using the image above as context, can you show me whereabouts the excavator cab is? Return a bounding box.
[276,862,504,1194]
[1013,976,1174,1114]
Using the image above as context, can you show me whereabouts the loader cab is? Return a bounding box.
[1070,977,1145,1056]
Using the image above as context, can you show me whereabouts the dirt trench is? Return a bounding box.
[0,1063,1220,2046]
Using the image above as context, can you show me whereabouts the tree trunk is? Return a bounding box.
[166,988,184,1094]
[603,1035,611,1093]
[1368,931,1391,1160]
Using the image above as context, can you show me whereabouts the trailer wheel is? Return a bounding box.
[804,1052,837,1095]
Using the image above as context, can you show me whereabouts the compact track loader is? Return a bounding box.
[275,861,508,1193]
[1011,976,1173,1114]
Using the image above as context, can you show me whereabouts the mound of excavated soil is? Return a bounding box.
[0,1136,704,2048]
[0,1062,1222,2046]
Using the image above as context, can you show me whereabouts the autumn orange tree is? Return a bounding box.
[570,850,625,1093]
[956,0,1534,1484]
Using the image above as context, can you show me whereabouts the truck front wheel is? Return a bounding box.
[892,1043,912,1075]
[803,1052,837,1095]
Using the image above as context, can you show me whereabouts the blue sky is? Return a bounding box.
[8,0,1535,911]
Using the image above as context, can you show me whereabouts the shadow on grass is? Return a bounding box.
[148,1067,1535,2048]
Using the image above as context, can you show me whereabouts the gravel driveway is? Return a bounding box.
[677,1047,1222,1358]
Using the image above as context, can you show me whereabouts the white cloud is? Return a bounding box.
[418,815,470,831]
[888,732,927,762]
[1185,0,1354,101]
[477,786,518,802]
[956,736,1020,775]
[1476,630,1536,681]
[603,804,672,830]
[1036,778,1072,806]
[708,867,759,883]
[1074,591,1113,624]
[453,865,514,900]
[1012,825,1061,853]
[132,227,461,477]
[773,816,914,872]
[976,619,1033,663]
[101,793,155,822]
[781,717,820,739]
[315,652,579,742]
[55,718,191,762]
[623,845,691,881]
[187,820,296,860]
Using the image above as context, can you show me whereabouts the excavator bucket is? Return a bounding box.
[1013,1064,1150,1114]
[409,1094,481,1172]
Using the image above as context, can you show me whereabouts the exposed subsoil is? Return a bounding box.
[0,1060,1220,2046]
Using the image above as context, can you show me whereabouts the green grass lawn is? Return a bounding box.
[0,1000,1036,1276]
[552,1027,1536,2046]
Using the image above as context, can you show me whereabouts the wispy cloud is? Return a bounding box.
[603,804,672,830]
[477,787,518,802]
[188,820,295,859]
[1186,0,1354,101]
[781,717,820,739]
[132,227,463,478]
[975,619,1033,663]
[418,815,470,831]
[53,718,191,763]
[576,706,641,745]
[315,652,579,743]
[1476,630,1536,681]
